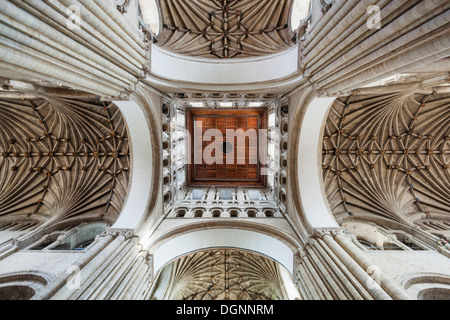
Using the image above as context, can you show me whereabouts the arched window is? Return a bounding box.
[229,210,239,218]
[163,175,171,185]
[246,210,257,218]
[211,209,222,218]
[290,0,311,31]
[419,288,450,300]
[194,210,204,218]
[0,272,54,300]
[265,210,274,217]
[0,285,36,300]
[399,274,450,300]
[176,209,187,218]
[28,222,108,251]
[139,0,161,35]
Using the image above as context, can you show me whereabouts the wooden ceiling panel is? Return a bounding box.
[187,108,266,187]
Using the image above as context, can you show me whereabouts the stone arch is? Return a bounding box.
[192,208,206,218]
[0,271,55,300]
[398,273,450,300]
[289,94,339,236]
[418,287,450,300]
[161,103,170,117]
[174,208,188,218]
[210,208,223,218]
[280,156,288,169]
[111,86,162,232]
[281,119,289,135]
[162,157,171,167]
[280,174,287,186]
[149,248,299,300]
[245,208,258,218]
[162,140,170,151]
[280,138,288,151]
[162,175,171,185]
[148,222,301,276]
[279,191,287,204]
[227,208,241,218]
[163,191,172,206]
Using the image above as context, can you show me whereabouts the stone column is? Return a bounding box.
[333,231,412,300]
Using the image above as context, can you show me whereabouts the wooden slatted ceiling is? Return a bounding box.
[188,109,266,187]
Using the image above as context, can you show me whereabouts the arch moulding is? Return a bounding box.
[146,220,302,276]
[111,84,163,234]
[288,90,339,238]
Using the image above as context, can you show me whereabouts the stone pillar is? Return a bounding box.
[31,229,153,300]
[333,231,412,300]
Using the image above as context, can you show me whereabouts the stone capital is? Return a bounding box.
[104,228,135,239]
[314,227,345,238]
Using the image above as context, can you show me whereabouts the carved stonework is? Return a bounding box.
[162,249,287,300]
[115,0,131,14]
[0,97,130,224]
[314,227,345,238]
[156,0,295,59]
[322,92,450,222]
[319,0,333,14]
[105,228,135,239]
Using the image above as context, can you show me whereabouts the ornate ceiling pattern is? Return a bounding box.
[0,98,130,224]
[164,249,285,300]
[322,92,450,222]
[187,108,267,187]
[156,0,295,58]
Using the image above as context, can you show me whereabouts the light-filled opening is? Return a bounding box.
[139,0,160,35]
[291,0,311,31]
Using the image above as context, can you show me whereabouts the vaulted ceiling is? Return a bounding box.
[0,97,130,225]
[322,92,450,223]
[155,0,296,58]
[159,249,287,300]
